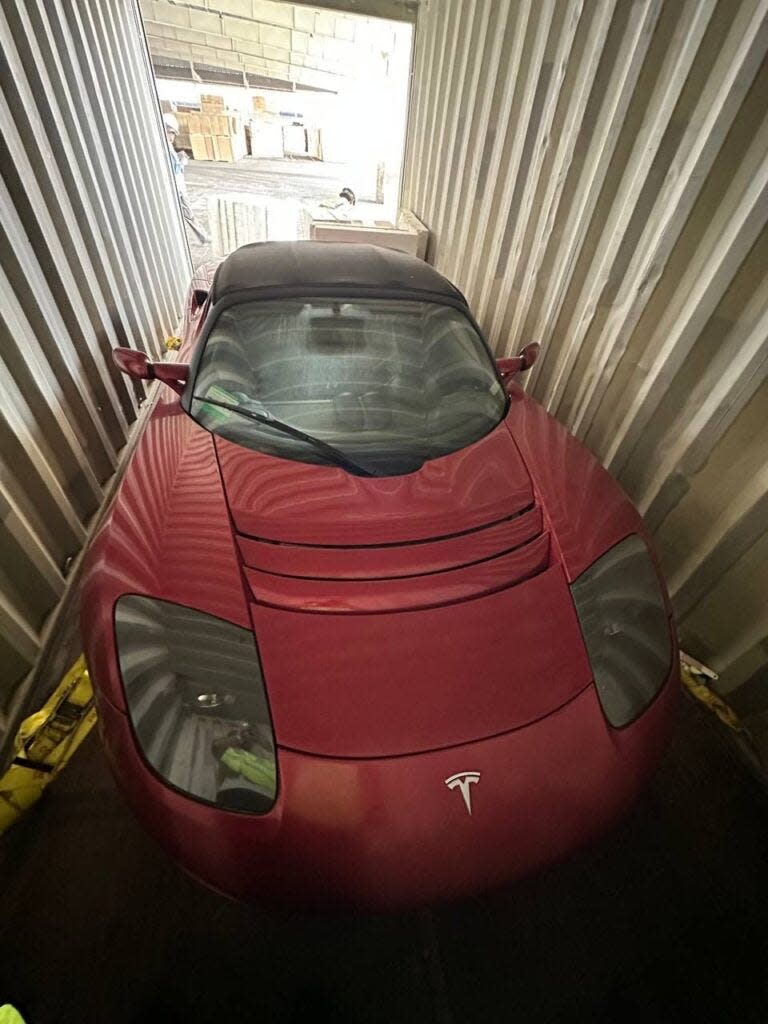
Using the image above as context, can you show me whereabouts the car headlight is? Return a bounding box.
[570,535,672,728]
[114,595,277,813]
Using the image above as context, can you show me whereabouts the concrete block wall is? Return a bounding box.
[140,0,407,93]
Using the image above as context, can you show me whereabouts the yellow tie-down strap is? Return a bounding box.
[0,1005,26,1024]
[0,656,96,837]
[679,654,744,733]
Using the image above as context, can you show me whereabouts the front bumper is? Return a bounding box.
[95,666,677,911]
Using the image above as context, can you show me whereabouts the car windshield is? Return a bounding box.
[190,297,506,475]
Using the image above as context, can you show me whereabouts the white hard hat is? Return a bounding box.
[163,113,179,134]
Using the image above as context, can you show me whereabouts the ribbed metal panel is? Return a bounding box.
[0,0,190,729]
[402,0,768,714]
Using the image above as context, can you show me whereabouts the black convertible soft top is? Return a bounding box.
[209,241,467,306]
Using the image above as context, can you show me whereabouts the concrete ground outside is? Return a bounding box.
[180,156,352,269]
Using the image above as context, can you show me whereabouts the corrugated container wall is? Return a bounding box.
[0,1,189,734]
[402,0,768,745]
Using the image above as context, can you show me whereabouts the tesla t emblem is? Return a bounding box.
[445,771,481,815]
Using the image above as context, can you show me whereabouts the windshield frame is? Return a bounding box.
[180,289,511,470]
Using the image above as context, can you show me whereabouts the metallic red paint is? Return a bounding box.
[81,398,249,712]
[236,505,544,579]
[152,362,190,393]
[214,420,533,545]
[243,532,550,613]
[111,348,189,393]
[496,342,540,385]
[178,261,216,349]
[112,347,151,379]
[94,662,677,911]
[250,563,592,758]
[505,383,652,585]
[86,264,679,908]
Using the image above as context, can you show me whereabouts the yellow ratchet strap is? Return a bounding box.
[0,656,97,836]
[0,1006,26,1024]
[679,656,744,733]
[0,1006,27,1024]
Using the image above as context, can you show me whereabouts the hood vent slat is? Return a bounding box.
[238,505,544,581]
[244,532,550,613]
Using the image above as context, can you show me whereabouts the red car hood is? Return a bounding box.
[248,562,593,758]
[213,421,592,757]
[215,421,533,545]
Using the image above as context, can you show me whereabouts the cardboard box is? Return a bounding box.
[216,137,233,162]
[200,93,224,111]
[309,209,430,260]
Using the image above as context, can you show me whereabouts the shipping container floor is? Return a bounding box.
[1,693,767,1024]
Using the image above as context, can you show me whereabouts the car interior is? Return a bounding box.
[191,298,506,471]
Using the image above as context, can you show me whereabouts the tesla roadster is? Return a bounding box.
[82,241,678,909]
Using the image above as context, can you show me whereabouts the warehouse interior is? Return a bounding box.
[140,0,414,265]
[1,0,767,1021]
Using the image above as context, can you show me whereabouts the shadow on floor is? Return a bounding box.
[1,696,767,1024]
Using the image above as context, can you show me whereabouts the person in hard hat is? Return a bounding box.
[163,113,210,244]
[318,186,357,214]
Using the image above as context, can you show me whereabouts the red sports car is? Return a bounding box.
[82,242,678,909]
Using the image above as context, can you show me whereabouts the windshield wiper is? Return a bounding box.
[192,394,377,478]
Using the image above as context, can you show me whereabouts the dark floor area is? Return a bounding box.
[1,695,767,1024]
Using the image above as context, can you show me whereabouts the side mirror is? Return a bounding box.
[191,288,209,312]
[496,343,540,392]
[112,347,190,395]
[113,347,151,380]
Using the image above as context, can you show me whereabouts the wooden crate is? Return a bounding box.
[200,93,225,112]
[183,112,201,134]
[189,134,208,161]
